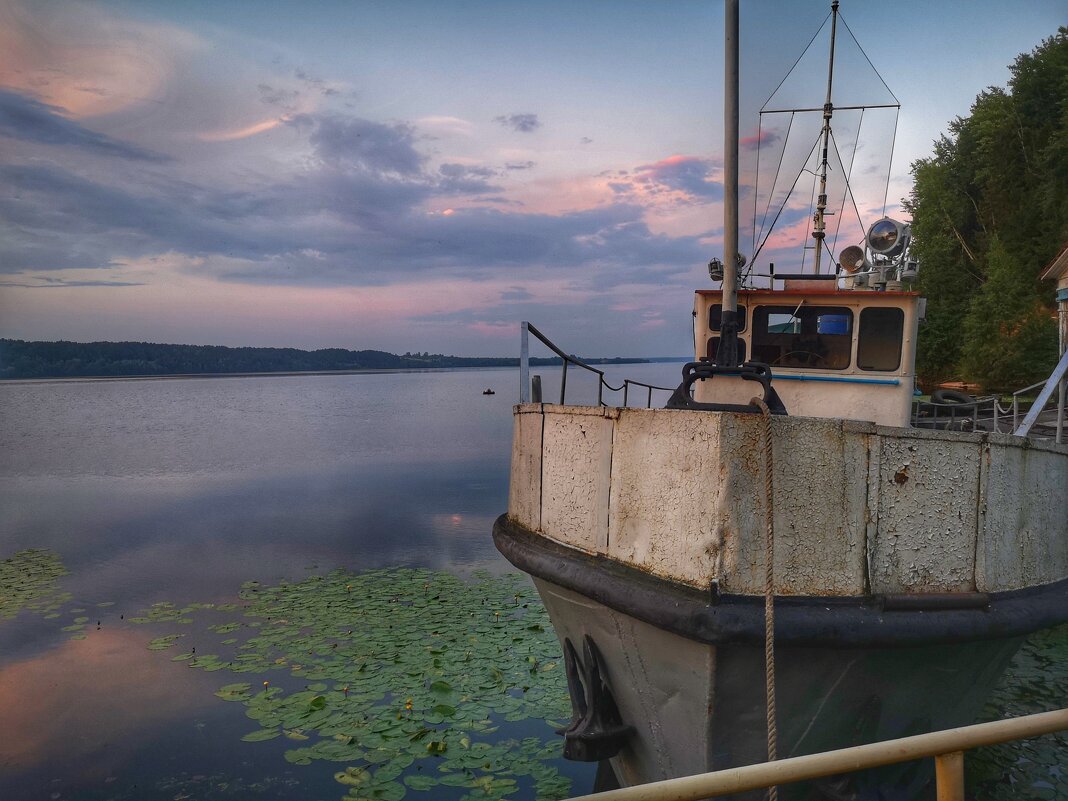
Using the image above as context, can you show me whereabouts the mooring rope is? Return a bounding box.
[751,397,779,801]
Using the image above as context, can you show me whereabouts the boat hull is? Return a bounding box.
[534,576,1021,801]
[499,403,1068,797]
[495,515,1066,800]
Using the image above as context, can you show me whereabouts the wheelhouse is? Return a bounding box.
[693,286,923,426]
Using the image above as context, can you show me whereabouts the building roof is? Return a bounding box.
[1042,243,1068,282]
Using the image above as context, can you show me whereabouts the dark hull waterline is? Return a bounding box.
[494,515,1066,800]
[494,515,1068,648]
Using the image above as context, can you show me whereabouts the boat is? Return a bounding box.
[492,3,1068,799]
[483,388,496,395]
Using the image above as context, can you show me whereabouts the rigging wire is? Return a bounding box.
[750,130,823,266]
[755,111,796,250]
[800,151,821,274]
[839,16,901,105]
[829,130,867,251]
[758,10,832,113]
[748,6,902,276]
[882,109,900,217]
[828,113,863,257]
[751,116,763,261]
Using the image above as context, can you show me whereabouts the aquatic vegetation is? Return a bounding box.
[968,625,1068,801]
[0,548,71,620]
[136,568,574,800]
[7,546,1060,801]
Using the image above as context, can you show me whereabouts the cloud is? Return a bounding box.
[500,287,533,301]
[494,113,540,133]
[505,161,536,171]
[0,104,708,290]
[307,114,425,175]
[294,67,341,97]
[196,117,288,142]
[740,130,780,151]
[633,155,722,200]
[0,276,143,288]
[257,83,301,110]
[437,163,501,193]
[416,116,474,137]
[0,90,169,161]
[0,0,187,119]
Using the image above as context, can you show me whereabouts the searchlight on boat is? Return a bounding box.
[838,217,918,290]
[867,217,908,256]
[838,244,866,274]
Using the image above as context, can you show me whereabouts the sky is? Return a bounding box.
[0,0,1064,358]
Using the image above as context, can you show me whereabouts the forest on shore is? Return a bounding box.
[909,27,1067,391]
[0,339,647,380]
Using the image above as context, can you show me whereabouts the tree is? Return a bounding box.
[908,28,1067,390]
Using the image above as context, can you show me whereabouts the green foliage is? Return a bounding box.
[959,239,1058,390]
[0,548,71,620]
[909,28,1067,390]
[129,568,574,801]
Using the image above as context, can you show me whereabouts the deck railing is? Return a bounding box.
[1013,347,1068,443]
[564,707,1068,801]
[910,396,995,432]
[519,322,673,408]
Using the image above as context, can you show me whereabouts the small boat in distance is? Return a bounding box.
[483,388,495,395]
[493,3,1067,799]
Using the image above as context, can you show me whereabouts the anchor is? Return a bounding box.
[556,634,633,762]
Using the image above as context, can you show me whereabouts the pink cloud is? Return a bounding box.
[740,130,780,152]
[629,155,722,201]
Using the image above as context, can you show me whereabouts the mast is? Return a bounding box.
[811,0,839,275]
[716,0,741,366]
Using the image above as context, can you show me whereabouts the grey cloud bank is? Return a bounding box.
[2,102,712,289]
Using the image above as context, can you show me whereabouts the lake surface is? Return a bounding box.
[0,362,683,801]
[3,363,1062,801]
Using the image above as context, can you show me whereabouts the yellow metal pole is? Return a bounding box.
[565,708,1068,801]
[934,751,964,801]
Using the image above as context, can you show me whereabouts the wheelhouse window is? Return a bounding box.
[709,304,747,332]
[857,307,904,371]
[751,305,853,370]
[705,338,747,362]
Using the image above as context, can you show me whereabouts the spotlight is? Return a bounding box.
[867,218,907,256]
[708,258,724,282]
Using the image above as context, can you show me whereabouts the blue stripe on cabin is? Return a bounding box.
[771,374,901,385]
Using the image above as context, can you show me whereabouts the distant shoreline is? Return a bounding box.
[0,338,686,381]
[0,365,526,386]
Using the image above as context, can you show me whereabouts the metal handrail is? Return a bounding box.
[565,707,1068,801]
[1013,379,1049,431]
[519,322,673,408]
[1014,347,1068,443]
[910,395,998,432]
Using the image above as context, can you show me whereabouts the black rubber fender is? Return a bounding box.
[931,388,975,405]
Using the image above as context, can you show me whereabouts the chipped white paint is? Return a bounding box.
[508,406,544,533]
[509,405,1068,596]
[868,427,981,594]
[977,434,1068,591]
[539,405,617,554]
[607,410,725,586]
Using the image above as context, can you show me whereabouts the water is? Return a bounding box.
[0,363,684,801]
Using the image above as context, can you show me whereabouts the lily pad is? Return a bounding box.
[132,568,575,800]
[238,726,279,747]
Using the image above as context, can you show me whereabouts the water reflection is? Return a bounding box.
[0,364,683,800]
[0,629,217,775]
